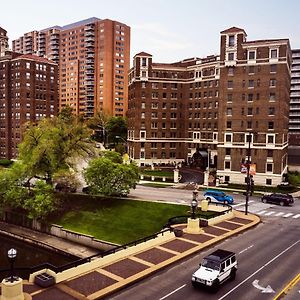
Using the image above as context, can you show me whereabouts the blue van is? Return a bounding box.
[204,190,234,204]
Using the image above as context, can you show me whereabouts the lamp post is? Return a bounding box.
[191,190,198,219]
[7,248,17,283]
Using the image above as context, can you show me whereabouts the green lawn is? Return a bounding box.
[52,197,189,245]
[141,170,174,177]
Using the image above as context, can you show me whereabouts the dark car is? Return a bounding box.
[261,193,294,206]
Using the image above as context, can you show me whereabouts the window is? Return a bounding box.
[270,49,278,59]
[267,149,273,157]
[266,179,272,185]
[247,107,253,115]
[228,53,234,61]
[248,80,254,88]
[227,121,232,128]
[225,148,231,155]
[266,163,273,172]
[227,80,233,88]
[142,57,147,66]
[268,107,275,115]
[226,108,232,115]
[227,94,233,102]
[248,66,255,74]
[270,64,277,73]
[248,94,253,102]
[268,122,274,130]
[270,79,276,87]
[267,134,275,144]
[247,121,252,129]
[225,133,232,143]
[228,35,235,46]
[228,67,234,75]
[269,92,276,101]
[248,50,256,60]
[225,161,231,169]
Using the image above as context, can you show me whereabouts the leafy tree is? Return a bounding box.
[106,116,127,145]
[87,111,111,145]
[18,112,94,184]
[23,180,57,220]
[101,151,123,163]
[84,152,139,196]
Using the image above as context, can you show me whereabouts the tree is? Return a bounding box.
[0,162,57,220]
[87,111,111,145]
[18,111,95,184]
[84,152,139,196]
[106,116,127,145]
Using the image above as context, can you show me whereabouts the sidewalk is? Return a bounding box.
[16,210,259,300]
[0,222,98,258]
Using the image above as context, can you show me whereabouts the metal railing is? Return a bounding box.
[0,227,173,280]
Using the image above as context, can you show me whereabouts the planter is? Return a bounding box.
[173,228,183,237]
[34,272,55,288]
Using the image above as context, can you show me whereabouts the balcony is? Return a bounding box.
[85,81,94,86]
[84,24,95,31]
[85,37,95,42]
[85,69,94,75]
[85,31,95,37]
[85,42,95,48]
[85,53,95,58]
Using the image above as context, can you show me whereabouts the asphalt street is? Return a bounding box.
[107,217,299,300]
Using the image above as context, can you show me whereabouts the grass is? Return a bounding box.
[141,170,174,178]
[52,196,189,245]
[139,182,174,188]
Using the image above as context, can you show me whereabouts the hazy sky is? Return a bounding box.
[1,0,299,63]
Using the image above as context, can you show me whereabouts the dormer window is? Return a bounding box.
[228,35,235,47]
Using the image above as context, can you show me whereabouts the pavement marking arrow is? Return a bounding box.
[252,279,275,293]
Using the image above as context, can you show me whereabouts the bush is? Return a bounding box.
[0,159,13,167]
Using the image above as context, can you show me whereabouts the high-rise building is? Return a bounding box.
[288,49,300,170]
[128,27,292,186]
[0,27,58,159]
[12,17,130,118]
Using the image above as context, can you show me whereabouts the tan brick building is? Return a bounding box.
[128,27,292,186]
[12,17,130,118]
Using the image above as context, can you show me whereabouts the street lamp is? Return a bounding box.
[191,190,198,219]
[7,248,17,283]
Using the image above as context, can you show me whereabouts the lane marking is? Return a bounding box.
[283,213,293,218]
[159,284,187,300]
[232,200,255,208]
[257,210,267,215]
[292,214,300,219]
[274,212,284,217]
[264,211,275,216]
[239,244,254,255]
[217,240,300,300]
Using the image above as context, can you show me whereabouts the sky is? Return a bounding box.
[1,0,300,64]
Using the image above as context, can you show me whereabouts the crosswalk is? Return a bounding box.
[232,201,300,219]
[256,211,300,219]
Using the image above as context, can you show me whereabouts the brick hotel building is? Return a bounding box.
[0,27,58,159]
[12,17,130,117]
[128,27,292,186]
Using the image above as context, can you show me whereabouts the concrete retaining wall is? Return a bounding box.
[49,224,117,251]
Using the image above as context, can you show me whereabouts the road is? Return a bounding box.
[107,216,299,300]
[129,185,300,220]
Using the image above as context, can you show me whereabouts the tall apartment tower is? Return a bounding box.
[12,17,130,118]
[0,27,9,56]
[128,27,291,186]
[288,49,300,169]
[0,30,58,158]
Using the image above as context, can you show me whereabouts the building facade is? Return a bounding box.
[12,17,130,118]
[0,28,58,158]
[128,27,292,186]
[288,49,300,169]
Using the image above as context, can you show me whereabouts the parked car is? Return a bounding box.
[204,190,234,204]
[192,249,237,291]
[261,193,294,206]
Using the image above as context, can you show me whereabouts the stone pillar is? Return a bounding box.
[201,200,209,211]
[173,169,179,183]
[184,218,202,234]
[1,278,24,300]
